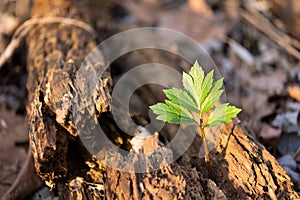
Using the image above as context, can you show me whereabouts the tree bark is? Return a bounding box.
[26,0,110,198]
[184,122,299,199]
[25,0,299,199]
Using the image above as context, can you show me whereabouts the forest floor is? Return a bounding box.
[0,0,299,198]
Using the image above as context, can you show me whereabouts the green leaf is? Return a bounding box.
[164,100,194,121]
[182,61,215,111]
[190,60,204,98]
[167,117,199,125]
[206,103,241,127]
[150,103,176,121]
[149,101,197,125]
[201,78,224,113]
[150,60,242,128]
[199,70,214,106]
[224,104,242,123]
[149,60,242,170]
[163,88,199,113]
[150,103,170,120]
[206,103,227,127]
[182,61,205,107]
[182,72,198,104]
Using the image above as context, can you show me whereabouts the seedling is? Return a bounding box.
[150,61,241,171]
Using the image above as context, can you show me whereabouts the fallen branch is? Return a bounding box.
[0,16,97,70]
[240,6,300,59]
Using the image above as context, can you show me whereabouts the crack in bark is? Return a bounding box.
[265,161,280,195]
[223,124,235,152]
[229,152,239,164]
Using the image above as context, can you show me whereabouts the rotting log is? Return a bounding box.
[184,122,300,199]
[24,0,299,199]
[25,0,192,199]
[26,0,109,198]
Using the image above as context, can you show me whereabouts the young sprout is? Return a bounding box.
[150,61,241,172]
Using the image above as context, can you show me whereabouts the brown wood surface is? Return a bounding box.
[26,0,109,198]
[24,0,299,199]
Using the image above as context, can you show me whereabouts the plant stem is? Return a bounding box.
[199,126,211,175]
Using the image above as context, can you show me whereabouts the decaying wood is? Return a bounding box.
[26,0,110,198]
[24,0,299,199]
[25,0,191,199]
[212,123,299,198]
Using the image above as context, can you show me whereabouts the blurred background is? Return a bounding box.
[0,0,299,198]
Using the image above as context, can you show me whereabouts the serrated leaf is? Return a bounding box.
[150,60,242,128]
[150,103,171,120]
[201,78,224,113]
[149,101,197,125]
[182,72,198,104]
[182,61,205,107]
[165,100,194,120]
[182,61,215,112]
[163,88,199,113]
[150,104,178,122]
[224,105,241,123]
[190,60,204,98]
[199,70,214,106]
[206,103,228,127]
[168,117,198,125]
[150,103,168,116]
[206,103,241,127]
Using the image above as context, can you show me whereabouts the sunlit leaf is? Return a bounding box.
[163,88,199,113]
[150,101,197,125]
[150,60,241,128]
[198,69,214,106]
[201,78,224,113]
[206,103,241,127]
